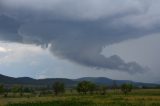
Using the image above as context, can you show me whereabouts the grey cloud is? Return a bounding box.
[0,0,158,73]
[0,15,22,42]
[0,0,148,21]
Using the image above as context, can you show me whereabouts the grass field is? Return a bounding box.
[0,89,160,106]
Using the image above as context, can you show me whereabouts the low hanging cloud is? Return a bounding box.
[0,0,159,73]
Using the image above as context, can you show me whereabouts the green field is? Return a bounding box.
[0,89,160,106]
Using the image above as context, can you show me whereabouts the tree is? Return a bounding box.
[53,81,65,95]
[121,83,133,95]
[12,85,23,97]
[0,84,4,95]
[112,80,118,89]
[88,82,96,94]
[112,80,118,94]
[76,81,91,94]
[98,85,108,95]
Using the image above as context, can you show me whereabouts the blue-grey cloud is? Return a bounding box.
[0,15,22,42]
[0,0,158,73]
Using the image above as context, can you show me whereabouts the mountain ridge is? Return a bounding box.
[0,74,159,88]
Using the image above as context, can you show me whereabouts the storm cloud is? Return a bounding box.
[0,0,159,73]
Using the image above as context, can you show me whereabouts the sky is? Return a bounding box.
[0,0,160,83]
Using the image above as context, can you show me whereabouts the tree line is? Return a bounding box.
[0,81,133,97]
[53,81,133,95]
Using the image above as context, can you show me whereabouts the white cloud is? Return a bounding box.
[0,42,49,64]
[0,47,11,52]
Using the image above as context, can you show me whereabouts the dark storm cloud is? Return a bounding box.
[0,15,22,42]
[0,0,158,73]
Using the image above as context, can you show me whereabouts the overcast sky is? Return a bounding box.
[0,0,160,83]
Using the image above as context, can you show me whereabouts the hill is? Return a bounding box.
[75,77,158,87]
[0,74,159,88]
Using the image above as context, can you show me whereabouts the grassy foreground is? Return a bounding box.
[0,89,160,106]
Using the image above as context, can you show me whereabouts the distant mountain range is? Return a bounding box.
[0,74,159,88]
